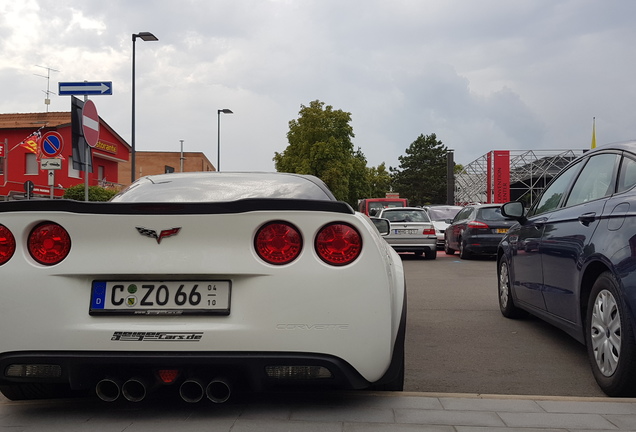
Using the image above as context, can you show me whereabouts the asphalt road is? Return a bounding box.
[402,250,607,397]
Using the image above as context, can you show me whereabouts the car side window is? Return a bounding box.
[617,155,636,193]
[530,161,582,217]
[454,207,472,222]
[566,153,618,207]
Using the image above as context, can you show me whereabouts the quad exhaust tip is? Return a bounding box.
[121,377,148,402]
[95,377,121,402]
[97,375,232,403]
[179,378,205,403]
[206,377,232,404]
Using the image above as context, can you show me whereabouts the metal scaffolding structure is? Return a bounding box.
[454,149,586,205]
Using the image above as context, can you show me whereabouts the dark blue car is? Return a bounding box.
[497,141,636,397]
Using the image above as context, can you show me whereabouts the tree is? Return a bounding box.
[63,184,119,201]
[274,100,367,205]
[391,133,450,206]
[367,162,393,197]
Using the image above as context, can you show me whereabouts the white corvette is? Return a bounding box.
[0,172,406,403]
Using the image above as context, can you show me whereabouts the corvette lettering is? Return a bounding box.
[136,226,182,244]
[111,331,203,341]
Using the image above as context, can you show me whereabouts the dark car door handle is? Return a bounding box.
[578,212,597,226]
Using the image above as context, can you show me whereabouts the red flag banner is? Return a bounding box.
[19,130,42,156]
[493,150,510,203]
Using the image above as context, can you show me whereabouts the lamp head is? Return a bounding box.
[134,32,158,42]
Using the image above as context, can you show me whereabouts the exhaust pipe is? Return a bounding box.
[96,377,122,402]
[179,378,205,403]
[206,377,231,404]
[121,377,148,402]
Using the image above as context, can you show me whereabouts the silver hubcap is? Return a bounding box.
[499,263,509,308]
[590,289,621,377]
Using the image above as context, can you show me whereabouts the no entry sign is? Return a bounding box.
[82,100,100,148]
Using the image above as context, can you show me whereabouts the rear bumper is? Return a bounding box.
[465,235,505,255]
[0,351,372,392]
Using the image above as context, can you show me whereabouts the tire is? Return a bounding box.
[459,238,471,259]
[498,256,525,318]
[424,249,437,260]
[585,272,636,397]
[444,239,455,255]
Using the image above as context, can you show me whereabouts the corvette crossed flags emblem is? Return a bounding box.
[136,227,182,244]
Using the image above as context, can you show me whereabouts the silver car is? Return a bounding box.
[423,205,463,249]
[377,207,437,259]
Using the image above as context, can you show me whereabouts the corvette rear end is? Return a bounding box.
[0,172,406,403]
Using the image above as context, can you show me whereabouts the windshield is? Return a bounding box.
[426,207,461,221]
[382,209,430,223]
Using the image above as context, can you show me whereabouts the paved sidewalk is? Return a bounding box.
[2,391,636,431]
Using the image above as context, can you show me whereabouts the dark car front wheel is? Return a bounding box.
[498,256,525,318]
[586,271,636,396]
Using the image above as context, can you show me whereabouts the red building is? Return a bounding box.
[0,112,130,200]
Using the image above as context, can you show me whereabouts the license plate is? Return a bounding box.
[496,228,508,234]
[90,281,231,316]
[394,229,418,234]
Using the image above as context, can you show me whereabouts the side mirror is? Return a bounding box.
[501,201,525,221]
[370,217,391,235]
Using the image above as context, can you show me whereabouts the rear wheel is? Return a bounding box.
[459,238,471,259]
[424,249,437,260]
[586,272,636,396]
[444,239,455,255]
[498,256,525,318]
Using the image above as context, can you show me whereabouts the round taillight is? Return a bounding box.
[0,225,16,266]
[28,222,71,265]
[315,223,362,266]
[255,221,302,265]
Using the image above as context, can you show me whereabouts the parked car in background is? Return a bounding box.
[444,203,516,259]
[377,207,437,259]
[0,172,407,403]
[423,205,463,249]
[497,141,636,397]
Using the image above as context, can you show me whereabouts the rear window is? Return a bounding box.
[427,207,461,221]
[477,207,507,221]
[382,210,430,222]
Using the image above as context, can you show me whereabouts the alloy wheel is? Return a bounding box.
[590,289,622,377]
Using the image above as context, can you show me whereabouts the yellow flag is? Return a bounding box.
[591,117,596,149]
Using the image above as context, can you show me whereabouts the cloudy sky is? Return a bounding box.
[1,0,635,172]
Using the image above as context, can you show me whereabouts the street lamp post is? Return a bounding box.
[131,31,158,183]
[217,109,233,172]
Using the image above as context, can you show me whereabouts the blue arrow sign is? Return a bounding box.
[58,81,113,96]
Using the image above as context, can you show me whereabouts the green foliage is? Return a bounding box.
[367,162,393,198]
[274,100,371,206]
[391,133,450,206]
[63,184,119,202]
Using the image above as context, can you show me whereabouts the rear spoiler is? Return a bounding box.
[0,198,354,216]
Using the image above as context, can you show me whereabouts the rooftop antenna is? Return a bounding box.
[34,65,59,112]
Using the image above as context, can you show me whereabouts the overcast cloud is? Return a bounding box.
[1,0,635,172]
